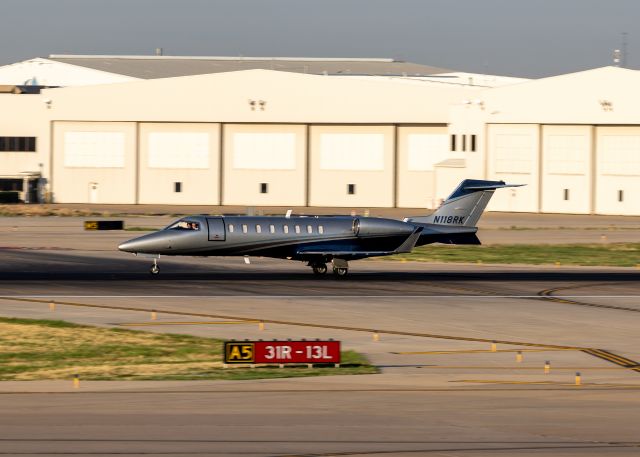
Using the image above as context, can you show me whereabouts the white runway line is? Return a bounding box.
[0,295,639,299]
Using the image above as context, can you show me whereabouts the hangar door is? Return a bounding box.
[541,125,592,214]
[309,125,394,207]
[138,123,221,205]
[486,124,539,212]
[222,124,306,206]
[52,121,136,204]
[595,127,640,215]
[397,126,448,208]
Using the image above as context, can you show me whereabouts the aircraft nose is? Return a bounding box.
[118,232,168,253]
[118,239,140,253]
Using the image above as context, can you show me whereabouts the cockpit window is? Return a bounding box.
[167,220,200,231]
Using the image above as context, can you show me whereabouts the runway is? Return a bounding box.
[1,223,640,456]
[1,248,639,297]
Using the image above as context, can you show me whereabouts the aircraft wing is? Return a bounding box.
[296,249,396,256]
[297,227,423,258]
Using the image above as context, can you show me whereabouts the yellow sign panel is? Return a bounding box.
[84,221,98,230]
[225,342,255,363]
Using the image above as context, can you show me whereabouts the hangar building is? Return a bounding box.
[2,55,639,215]
[445,66,640,215]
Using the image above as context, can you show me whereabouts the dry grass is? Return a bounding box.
[0,317,375,381]
[0,205,111,217]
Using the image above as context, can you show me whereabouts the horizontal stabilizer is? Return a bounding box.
[435,232,481,245]
[464,183,524,191]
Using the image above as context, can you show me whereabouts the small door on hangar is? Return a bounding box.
[207,217,226,241]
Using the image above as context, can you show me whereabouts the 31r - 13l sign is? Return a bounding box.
[224,340,341,364]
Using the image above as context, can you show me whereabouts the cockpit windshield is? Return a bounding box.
[166,219,200,231]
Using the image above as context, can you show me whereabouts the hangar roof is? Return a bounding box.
[0,58,138,87]
[337,72,530,88]
[42,68,480,124]
[479,66,640,124]
[47,54,452,79]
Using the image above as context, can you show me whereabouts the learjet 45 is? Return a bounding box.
[118,179,521,276]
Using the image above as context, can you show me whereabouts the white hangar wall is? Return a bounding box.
[448,67,640,216]
[37,69,480,207]
[10,64,640,215]
[0,95,49,176]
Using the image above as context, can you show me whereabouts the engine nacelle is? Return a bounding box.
[353,217,415,237]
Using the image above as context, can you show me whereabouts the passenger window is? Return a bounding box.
[269,224,275,234]
[228,224,234,233]
[295,225,301,234]
[319,225,324,234]
[284,225,289,234]
[307,225,313,234]
[256,225,262,233]
[242,224,248,234]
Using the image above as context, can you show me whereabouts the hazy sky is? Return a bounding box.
[1,0,637,78]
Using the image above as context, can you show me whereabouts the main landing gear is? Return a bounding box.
[150,258,160,275]
[311,263,328,275]
[332,266,348,277]
[308,259,349,277]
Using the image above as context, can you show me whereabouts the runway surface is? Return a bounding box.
[1,221,640,456]
[1,248,639,298]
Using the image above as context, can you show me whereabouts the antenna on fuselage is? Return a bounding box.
[285,209,292,218]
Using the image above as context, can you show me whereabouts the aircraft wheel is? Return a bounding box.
[150,264,160,275]
[312,263,328,275]
[333,267,348,277]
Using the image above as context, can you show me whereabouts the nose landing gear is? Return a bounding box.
[150,258,160,275]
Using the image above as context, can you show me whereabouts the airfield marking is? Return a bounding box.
[3,296,640,374]
[2,294,640,299]
[117,320,259,327]
[0,296,587,349]
[394,348,579,355]
[451,380,640,388]
[417,366,633,370]
[539,285,640,313]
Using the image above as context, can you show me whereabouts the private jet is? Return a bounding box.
[118,179,521,276]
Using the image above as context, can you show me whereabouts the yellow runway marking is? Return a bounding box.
[118,320,259,327]
[1,296,585,350]
[3,296,640,374]
[419,366,632,370]
[452,379,640,388]
[394,348,578,355]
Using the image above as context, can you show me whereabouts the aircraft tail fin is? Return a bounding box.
[407,179,523,228]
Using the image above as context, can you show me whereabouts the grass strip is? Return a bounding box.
[389,243,640,267]
[0,317,376,381]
